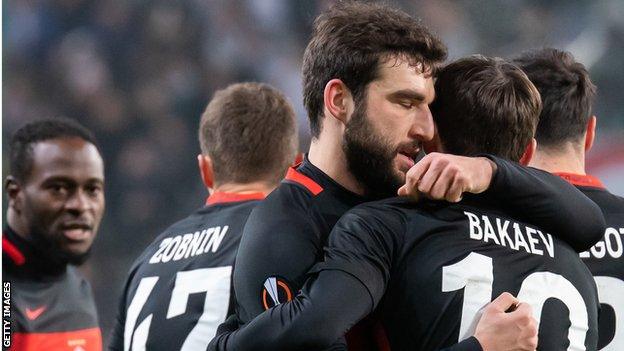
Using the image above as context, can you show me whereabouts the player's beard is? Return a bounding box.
[343,101,404,199]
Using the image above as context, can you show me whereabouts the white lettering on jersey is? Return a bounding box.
[464,211,555,258]
[579,227,624,259]
[148,226,230,264]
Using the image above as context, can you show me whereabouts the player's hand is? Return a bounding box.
[473,292,538,351]
[397,153,497,202]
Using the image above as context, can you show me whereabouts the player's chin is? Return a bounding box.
[62,247,92,265]
[62,240,93,259]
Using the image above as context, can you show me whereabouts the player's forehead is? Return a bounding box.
[370,56,435,102]
[28,137,104,183]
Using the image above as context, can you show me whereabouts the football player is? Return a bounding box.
[4,118,105,351]
[108,83,298,351]
[516,48,624,350]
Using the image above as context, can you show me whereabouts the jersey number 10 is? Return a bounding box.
[442,252,590,351]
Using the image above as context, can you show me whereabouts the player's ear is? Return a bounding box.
[323,79,353,126]
[197,154,214,189]
[584,115,596,153]
[5,175,23,212]
[519,138,537,166]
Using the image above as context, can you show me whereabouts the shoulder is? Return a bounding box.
[342,196,434,227]
[332,197,416,242]
[580,187,624,214]
[246,181,318,230]
[264,179,317,211]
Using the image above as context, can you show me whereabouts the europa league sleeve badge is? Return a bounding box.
[261,276,293,310]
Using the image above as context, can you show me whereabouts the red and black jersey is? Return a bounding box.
[233,158,366,325]
[2,226,102,351]
[108,192,264,351]
[209,156,605,351]
[556,173,624,350]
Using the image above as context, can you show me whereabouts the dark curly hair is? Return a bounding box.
[302,1,447,138]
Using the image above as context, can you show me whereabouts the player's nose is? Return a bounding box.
[64,189,92,214]
[409,106,434,142]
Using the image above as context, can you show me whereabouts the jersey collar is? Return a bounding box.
[205,191,266,205]
[554,172,605,189]
[3,226,68,278]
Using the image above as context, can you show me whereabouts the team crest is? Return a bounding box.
[261,276,293,310]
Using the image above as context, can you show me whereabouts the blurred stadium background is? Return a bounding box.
[2,0,623,345]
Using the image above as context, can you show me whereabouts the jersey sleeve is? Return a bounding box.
[482,155,605,252]
[311,206,402,308]
[210,270,369,350]
[208,205,483,351]
[233,193,326,323]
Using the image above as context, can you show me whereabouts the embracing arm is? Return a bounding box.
[399,153,604,252]
[210,270,370,351]
[209,207,485,351]
[483,155,605,252]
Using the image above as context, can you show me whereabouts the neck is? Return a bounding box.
[211,181,275,196]
[529,142,586,175]
[308,133,365,195]
[5,209,68,274]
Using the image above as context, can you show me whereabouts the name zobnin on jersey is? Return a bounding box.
[149,226,229,264]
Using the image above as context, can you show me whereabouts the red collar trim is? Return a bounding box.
[205,191,266,205]
[554,172,605,189]
[2,236,26,266]
[284,167,324,195]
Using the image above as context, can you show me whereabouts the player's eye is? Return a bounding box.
[85,184,103,197]
[48,184,69,196]
[399,100,415,109]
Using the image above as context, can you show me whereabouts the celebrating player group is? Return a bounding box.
[109,2,621,351]
[4,1,622,351]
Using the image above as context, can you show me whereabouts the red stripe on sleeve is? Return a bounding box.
[2,236,25,266]
[284,167,324,195]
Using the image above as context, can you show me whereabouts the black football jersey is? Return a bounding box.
[234,158,604,323]
[317,196,600,351]
[209,157,605,351]
[108,192,265,351]
[233,158,366,324]
[557,173,624,351]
